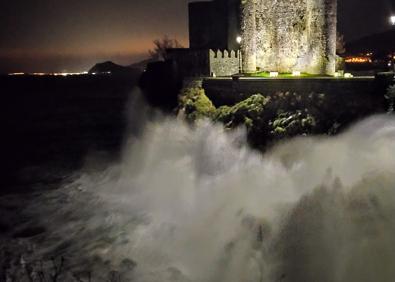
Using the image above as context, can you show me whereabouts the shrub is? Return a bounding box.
[269,110,316,139]
[214,94,271,129]
[385,84,395,99]
[385,84,395,113]
[213,93,321,147]
[178,87,216,121]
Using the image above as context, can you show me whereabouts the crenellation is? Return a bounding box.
[209,49,240,76]
[208,49,216,60]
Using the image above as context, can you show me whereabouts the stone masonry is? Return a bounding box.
[241,0,337,75]
[209,49,240,76]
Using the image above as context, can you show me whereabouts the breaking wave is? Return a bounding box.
[7,109,395,281]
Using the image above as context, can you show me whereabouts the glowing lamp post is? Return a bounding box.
[390,16,395,72]
[236,36,242,73]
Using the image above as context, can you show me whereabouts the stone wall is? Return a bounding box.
[209,49,240,77]
[166,49,240,77]
[202,77,384,106]
[189,0,241,51]
[241,0,337,75]
[166,49,210,77]
[188,2,212,49]
[241,0,257,73]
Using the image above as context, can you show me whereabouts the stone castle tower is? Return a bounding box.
[241,0,337,75]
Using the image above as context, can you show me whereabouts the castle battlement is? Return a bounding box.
[209,49,240,59]
[209,49,240,76]
[167,48,240,77]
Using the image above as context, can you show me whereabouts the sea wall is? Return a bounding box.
[202,77,386,107]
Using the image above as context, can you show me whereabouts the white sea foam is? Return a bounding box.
[14,102,395,281]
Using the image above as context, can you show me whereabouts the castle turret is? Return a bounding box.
[324,0,337,75]
[240,0,337,75]
[187,0,338,76]
[306,0,337,75]
[241,0,257,73]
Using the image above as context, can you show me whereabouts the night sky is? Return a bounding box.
[0,0,394,73]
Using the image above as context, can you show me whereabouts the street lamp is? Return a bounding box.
[390,16,395,73]
[236,36,242,73]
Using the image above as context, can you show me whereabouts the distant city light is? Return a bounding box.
[345,56,372,63]
[269,72,279,77]
[390,15,395,25]
[236,36,242,44]
[344,73,354,78]
[8,72,25,76]
[8,71,90,76]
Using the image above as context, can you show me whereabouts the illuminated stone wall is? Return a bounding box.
[209,49,240,76]
[166,49,240,77]
[241,0,337,75]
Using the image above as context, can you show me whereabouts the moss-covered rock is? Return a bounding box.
[178,87,216,121]
[212,92,324,147]
[214,94,271,129]
[385,84,395,112]
[269,110,316,139]
[177,86,373,149]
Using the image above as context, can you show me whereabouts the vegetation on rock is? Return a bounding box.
[214,94,270,127]
[385,84,395,112]
[179,88,324,148]
[214,92,322,147]
[178,87,216,121]
[178,84,385,149]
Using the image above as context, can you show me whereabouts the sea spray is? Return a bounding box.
[5,114,395,282]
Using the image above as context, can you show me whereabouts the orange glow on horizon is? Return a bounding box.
[1,36,188,59]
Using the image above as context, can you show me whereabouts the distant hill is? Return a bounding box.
[346,29,395,56]
[129,58,156,71]
[89,61,141,76]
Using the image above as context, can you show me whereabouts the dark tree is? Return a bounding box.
[149,35,183,61]
[336,32,346,55]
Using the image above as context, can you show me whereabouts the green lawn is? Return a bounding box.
[246,72,329,78]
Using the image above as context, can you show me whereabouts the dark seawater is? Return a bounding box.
[1,74,394,282]
[0,74,138,195]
